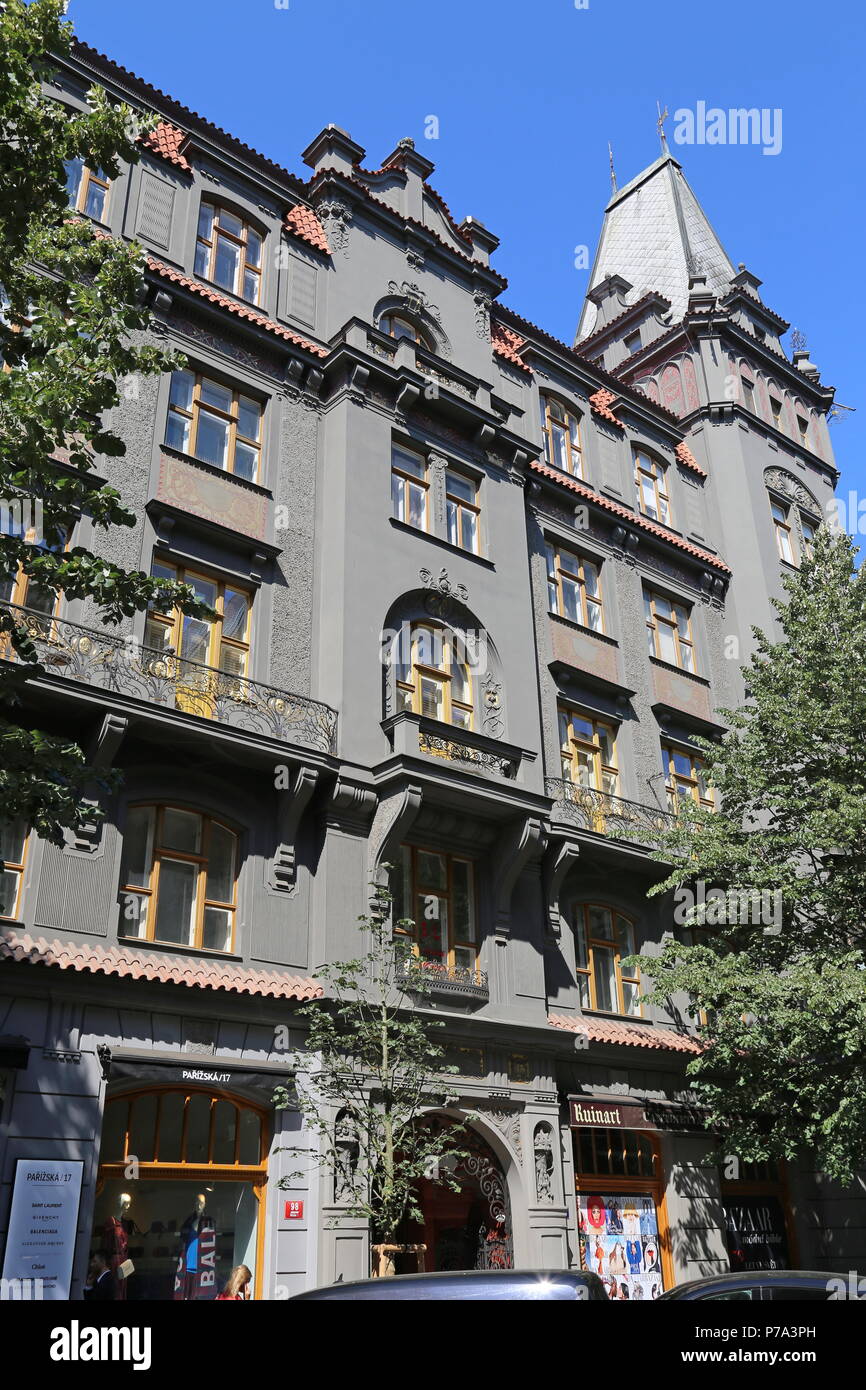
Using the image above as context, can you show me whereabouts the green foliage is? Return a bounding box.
[275,880,470,1246]
[643,527,866,1182]
[0,0,209,843]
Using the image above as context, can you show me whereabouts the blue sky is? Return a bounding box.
[67,0,865,502]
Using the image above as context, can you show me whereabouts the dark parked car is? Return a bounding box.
[290,1269,608,1300]
[657,1270,862,1301]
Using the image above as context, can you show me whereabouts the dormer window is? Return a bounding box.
[64,159,109,221]
[797,414,810,448]
[195,202,263,305]
[769,395,783,430]
[623,331,642,356]
[380,313,421,344]
[634,450,671,526]
[540,395,583,477]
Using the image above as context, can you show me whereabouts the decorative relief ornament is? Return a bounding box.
[387,280,441,323]
[474,289,492,340]
[419,566,469,604]
[317,198,352,255]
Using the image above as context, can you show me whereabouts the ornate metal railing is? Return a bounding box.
[545,778,673,847]
[398,959,490,1001]
[3,605,338,754]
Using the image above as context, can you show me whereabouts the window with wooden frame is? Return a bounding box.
[0,520,68,638]
[770,499,795,564]
[0,820,28,920]
[643,588,696,673]
[800,515,816,560]
[634,450,671,525]
[445,469,480,553]
[119,804,239,952]
[392,844,478,975]
[660,741,715,813]
[546,541,603,632]
[145,561,251,711]
[391,444,428,530]
[99,1088,266,1168]
[559,707,618,797]
[574,905,641,1015]
[394,622,473,729]
[539,395,583,477]
[64,158,109,220]
[165,369,263,481]
[380,313,423,344]
[195,202,263,305]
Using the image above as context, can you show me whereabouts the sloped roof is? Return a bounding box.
[0,931,322,1002]
[549,1011,701,1054]
[577,154,736,341]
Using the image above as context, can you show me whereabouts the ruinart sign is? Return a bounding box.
[569,1096,706,1133]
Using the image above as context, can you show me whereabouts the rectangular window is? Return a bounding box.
[661,741,714,813]
[391,445,428,530]
[195,202,263,305]
[546,542,603,632]
[800,517,816,560]
[797,415,809,448]
[741,377,755,413]
[623,331,642,356]
[392,845,478,976]
[0,820,27,919]
[573,905,641,1016]
[445,469,480,553]
[770,396,783,430]
[0,519,68,636]
[771,500,794,564]
[644,589,695,672]
[65,158,109,221]
[145,561,251,713]
[540,395,583,477]
[119,805,238,952]
[634,451,671,526]
[165,369,262,481]
[559,706,618,797]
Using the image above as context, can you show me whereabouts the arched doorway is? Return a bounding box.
[92,1086,268,1300]
[394,1122,514,1272]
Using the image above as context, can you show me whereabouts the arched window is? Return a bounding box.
[394,622,473,729]
[573,905,641,1015]
[119,805,240,952]
[195,202,264,305]
[380,312,424,344]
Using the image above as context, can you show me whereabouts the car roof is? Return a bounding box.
[290,1268,605,1300]
[658,1270,844,1299]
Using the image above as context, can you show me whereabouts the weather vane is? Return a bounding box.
[657,101,669,152]
[791,327,807,353]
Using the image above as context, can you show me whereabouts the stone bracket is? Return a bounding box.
[542,838,580,939]
[271,766,319,891]
[491,815,546,940]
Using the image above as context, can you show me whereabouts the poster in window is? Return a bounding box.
[577,1193,665,1301]
[723,1195,790,1272]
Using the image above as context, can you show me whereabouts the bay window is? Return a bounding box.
[119,805,238,952]
[574,905,641,1015]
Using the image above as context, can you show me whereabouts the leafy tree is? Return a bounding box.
[642,526,866,1183]
[275,879,470,1264]
[0,0,207,844]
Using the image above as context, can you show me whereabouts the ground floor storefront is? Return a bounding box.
[1,969,863,1298]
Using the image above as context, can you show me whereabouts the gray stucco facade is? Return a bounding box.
[0,40,859,1302]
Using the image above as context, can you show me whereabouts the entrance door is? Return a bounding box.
[394,1126,513,1273]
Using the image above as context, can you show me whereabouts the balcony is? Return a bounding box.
[399,959,490,1004]
[383,711,523,781]
[4,606,338,754]
[545,778,673,847]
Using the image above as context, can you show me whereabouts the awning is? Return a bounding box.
[105,1049,294,1095]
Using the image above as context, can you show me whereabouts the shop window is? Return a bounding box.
[95,1088,266,1300]
[391,844,478,976]
[119,804,239,952]
[445,469,480,554]
[634,450,671,526]
[144,560,251,713]
[644,588,695,672]
[574,1135,667,1300]
[195,202,263,305]
[558,707,618,798]
[65,158,110,220]
[394,622,473,729]
[546,542,603,632]
[660,741,715,813]
[573,905,640,1015]
[539,395,583,477]
[720,1158,794,1272]
[0,820,28,919]
[165,369,263,481]
[391,444,428,530]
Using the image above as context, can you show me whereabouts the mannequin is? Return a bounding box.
[174,1193,218,1300]
[101,1192,134,1301]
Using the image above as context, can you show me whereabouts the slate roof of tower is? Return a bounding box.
[576,154,736,341]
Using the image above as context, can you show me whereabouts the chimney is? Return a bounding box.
[381,137,435,221]
[302,124,365,176]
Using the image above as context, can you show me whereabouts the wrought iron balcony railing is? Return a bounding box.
[3,605,338,754]
[545,778,673,847]
[398,958,490,1002]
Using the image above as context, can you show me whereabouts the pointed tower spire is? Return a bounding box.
[608,142,617,194]
[656,102,669,154]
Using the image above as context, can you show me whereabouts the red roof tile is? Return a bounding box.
[0,931,322,1002]
[675,440,707,480]
[549,1011,701,1053]
[529,459,731,575]
[284,205,330,256]
[146,256,327,357]
[491,320,532,374]
[589,388,625,430]
[140,121,191,172]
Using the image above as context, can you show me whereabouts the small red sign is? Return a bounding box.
[284,1200,304,1220]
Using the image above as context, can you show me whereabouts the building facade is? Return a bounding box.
[0,40,856,1302]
